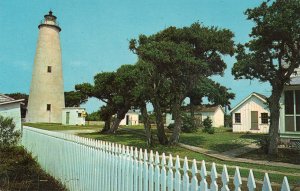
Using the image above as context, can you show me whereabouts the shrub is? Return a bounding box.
[167,123,175,130]
[0,115,21,149]
[202,117,215,134]
[181,114,197,133]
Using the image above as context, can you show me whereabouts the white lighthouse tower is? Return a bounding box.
[27,11,65,123]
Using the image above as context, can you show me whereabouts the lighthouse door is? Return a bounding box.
[66,112,70,124]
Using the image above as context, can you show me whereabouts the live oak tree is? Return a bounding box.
[232,0,300,155]
[130,23,234,144]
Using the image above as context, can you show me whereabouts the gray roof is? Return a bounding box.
[0,94,24,105]
[0,94,15,103]
[289,76,300,85]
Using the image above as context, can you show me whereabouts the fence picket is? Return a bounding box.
[161,153,167,191]
[210,162,218,191]
[190,159,198,191]
[281,176,290,191]
[182,157,189,191]
[174,155,181,191]
[221,165,230,191]
[149,150,154,191]
[200,160,208,191]
[167,154,174,191]
[247,169,256,191]
[144,149,149,191]
[234,167,242,191]
[154,152,161,191]
[262,173,272,191]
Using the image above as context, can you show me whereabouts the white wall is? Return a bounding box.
[0,102,22,131]
[120,113,139,126]
[232,96,269,133]
[213,107,225,127]
[62,108,85,125]
[165,113,174,126]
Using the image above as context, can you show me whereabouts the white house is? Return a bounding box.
[279,76,300,143]
[120,110,139,126]
[62,108,86,125]
[230,92,269,133]
[0,94,24,131]
[166,105,225,127]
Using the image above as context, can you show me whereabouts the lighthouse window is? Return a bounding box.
[47,66,52,73]
[47,104,51,111]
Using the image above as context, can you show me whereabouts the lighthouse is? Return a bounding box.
[27,11,65,123]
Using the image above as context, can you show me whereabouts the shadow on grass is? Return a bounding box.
[209,143,246,153]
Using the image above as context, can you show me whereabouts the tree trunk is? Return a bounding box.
[108,117,123,133]
[100,117,111,133]
[108,108,128,133]
[170,100,182,145]
[140,103,153,146]
[153,100,168,145]
[268,84,284,155]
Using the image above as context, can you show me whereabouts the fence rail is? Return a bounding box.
[21,126,291,191]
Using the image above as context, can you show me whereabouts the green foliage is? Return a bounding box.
[202,117,215,134]
[224,114,232,128]
[64,91,88,107]
[181,114,198,133]
[167,123,175,130]
[0,116,20,149]
[85,111,101,121]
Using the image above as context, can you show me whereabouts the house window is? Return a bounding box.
[78,113,82,117]
[235,113,241,123]
[284,90,300,131]
[46,104,51,111]
[47,66,52,73]
[261,113,268,124]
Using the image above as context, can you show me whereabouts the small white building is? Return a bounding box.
[230,92,269,133]
[166,105,225,127]
[0,94,24,131]
[62,108,86,125]
[120,110,139,126]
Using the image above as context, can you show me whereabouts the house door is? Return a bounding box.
[251,111,258,130]
[126,115,129,125]
[66,112,70,125]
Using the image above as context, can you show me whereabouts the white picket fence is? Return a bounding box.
[21,126,291,191]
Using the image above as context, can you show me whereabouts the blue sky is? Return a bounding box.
[0,0,271,112]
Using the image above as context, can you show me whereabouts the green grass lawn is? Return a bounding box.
[179,127,265,152]
[123,126,264,152]
[23,122,102,131]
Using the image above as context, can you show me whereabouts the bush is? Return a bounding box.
[181,114,197,133]
[0,115,21,149]
[202,117,215,134]
[167,123,175,130]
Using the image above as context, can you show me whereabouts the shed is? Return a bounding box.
[166,105,225,127]
[0,94,24,131]
[120,110,139,126]
[62,108,86,125]
[230,92,269,133]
